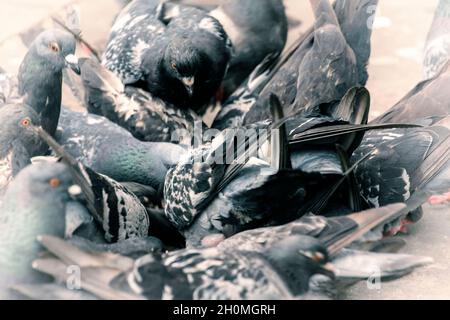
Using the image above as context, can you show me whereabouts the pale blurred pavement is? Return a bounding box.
[0,0,449,299]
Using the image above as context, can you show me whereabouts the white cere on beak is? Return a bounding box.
[182,77,195,87]
[323,262,335,272]
[65,54,79,65]
[68,184,82,196]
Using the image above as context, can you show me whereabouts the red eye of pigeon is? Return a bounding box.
[20,118,31,127]
[49,178,61,188]
[171,62,177,70]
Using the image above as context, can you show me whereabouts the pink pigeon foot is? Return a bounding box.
[429,192,450,205]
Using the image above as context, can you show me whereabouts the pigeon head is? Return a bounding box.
[164,35,204,97]
[26,29,79,74]
[264,235,334,296]
[0,162,74,296]
[0,103,41,158]
[18,29,79,137]
[20,162,74,199]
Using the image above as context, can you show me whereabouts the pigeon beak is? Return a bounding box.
[65,54,81,75]
[68,184,82,197]
[182,77,195,97]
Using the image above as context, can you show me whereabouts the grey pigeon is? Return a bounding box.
[18,234,334,300]
[243,0,378,124]
[0,162,73,299]
[163,95,293,245]
[12,204,433,300]
[37,128,150,243]
[218,204,433,286]
[207,0,288,97]
[423,0,450,80]
[18,29,80,137]
[164,93,401,247]
[0,103,41,193]
[212,35,304,131]
[56,108,186,196]
[75,57,207,144]
[102,0,168,85]
[353,116,450,234]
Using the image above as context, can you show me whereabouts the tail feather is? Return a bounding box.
[327,203,407,256]
[37,235,134,272]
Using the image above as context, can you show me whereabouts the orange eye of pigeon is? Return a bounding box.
[171,62,177,70]
[312,252,325,263]
[49,42,60,53]
[49,178,61,188]
[20,118,31,127]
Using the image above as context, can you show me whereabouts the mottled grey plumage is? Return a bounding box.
[163,96,286,236]
[0,162,72,299]
[25,234,333,300]
[78,57,206,144]
[218,204,432,284]
[15,203,435,300]
[0,103,41,193]
[103,0,232,111]
[18,29,79,137]
[182,160,330,247]
[354,117,450,220]
[166,90,410,246]
[38,128,150,243]
[102,0,166,84]
[57,108,186,195]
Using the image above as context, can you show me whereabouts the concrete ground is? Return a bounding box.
[0,0,449,299]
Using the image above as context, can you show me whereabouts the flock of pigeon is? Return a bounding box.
[0,0,450,300]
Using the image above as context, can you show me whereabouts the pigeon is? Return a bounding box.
[206,0,288,97]
[243,0,378,124]
[164,93,407,246]
[212,32,307,131]
[353,116,450,233]
[14,202,425,300]
[217,204,433,287]
[75,57,207,144]
[103,0,232,112]
[423,0,450,80]
[37,127,150,243]
[0,162,74,299]
[0,103,42,193]
[102,0,166,85]
[332,0,379,86]
[164,94,296,244]
[15,234,333,300]
[56,108,186,196]
[375,60,450,126]
[17,29,80,137]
